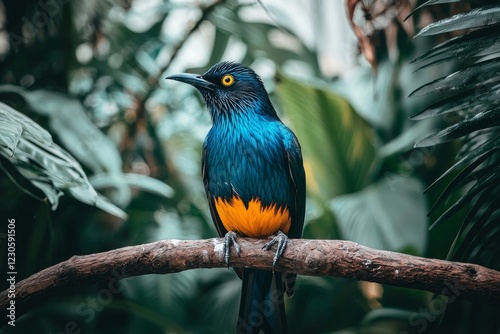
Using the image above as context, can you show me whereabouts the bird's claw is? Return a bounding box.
[223,231,241,266]
[262,230,288,269]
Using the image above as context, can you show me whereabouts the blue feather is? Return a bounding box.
[166,61,305,334]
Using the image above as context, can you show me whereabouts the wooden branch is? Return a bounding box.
[2,238,499,320]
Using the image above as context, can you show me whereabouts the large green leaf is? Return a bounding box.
[0,86,174,207]
[330,177,427,254]
[276,74,376,199]
[0,102,127,219]
[0,85,123,174]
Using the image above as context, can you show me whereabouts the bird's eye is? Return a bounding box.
[221,74,235,87]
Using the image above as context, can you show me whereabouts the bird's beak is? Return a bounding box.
[165,73,214,90]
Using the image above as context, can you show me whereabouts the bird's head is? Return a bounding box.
[166,62,277,121]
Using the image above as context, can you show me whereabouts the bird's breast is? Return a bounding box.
[206,119,292,237]
[214,196,291,238]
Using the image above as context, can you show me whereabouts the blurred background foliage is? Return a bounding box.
[0,0,498,333]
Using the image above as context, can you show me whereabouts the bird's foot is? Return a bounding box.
[223,231,241,266]
[262,230,288,268]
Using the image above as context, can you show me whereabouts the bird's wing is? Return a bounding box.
[202,145,228,238]
[281,129,305,297]
[282,131,306,240]
[202,145,244,280]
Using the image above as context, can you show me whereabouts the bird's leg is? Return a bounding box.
[223,231,241,266]
[262,230,288,268]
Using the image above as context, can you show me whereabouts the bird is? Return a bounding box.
[166,61,305,334]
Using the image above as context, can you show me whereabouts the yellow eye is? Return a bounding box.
[221,74,235,87]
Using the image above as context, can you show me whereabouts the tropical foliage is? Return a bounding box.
[0,0,498,333]
[410,0,500,267]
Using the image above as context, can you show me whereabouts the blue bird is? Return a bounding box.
[166,62,305,334]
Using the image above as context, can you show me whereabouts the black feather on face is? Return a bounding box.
[166,62,277,120]
[198,62,270,113]
[202,62,264,91]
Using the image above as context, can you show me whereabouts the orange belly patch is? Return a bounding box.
[214,196,291,238]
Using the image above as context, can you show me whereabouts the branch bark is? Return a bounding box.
[2,238,499,319]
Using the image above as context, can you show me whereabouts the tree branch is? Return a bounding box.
[2,238,499,320]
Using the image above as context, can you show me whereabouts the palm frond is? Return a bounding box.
[411,0,500,265]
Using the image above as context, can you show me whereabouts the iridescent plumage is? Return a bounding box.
[166,62,305,334]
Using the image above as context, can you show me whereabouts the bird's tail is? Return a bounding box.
[237,269,287,334]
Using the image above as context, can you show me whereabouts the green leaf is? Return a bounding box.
[0,110,27,157]
[379,120,434,158]
[427,148,492,214]
[0,96,53,154]
[209,28,231,66]
[70,185,129,220]
[28,90,123,174]
[276,74,376,199]
[424,134,500,190]
[330,177,427,254]
[415,6,500,37]
[2,86,145,207]
[416,106,500,147]
[0,86,124,174]
[412,26,500,71]
[453,199,499,260]
[408,58,500,98]
[332,61,397,132]
[90,173,174,198]
[410,82,500,120]
[430,164,500,229]
[209,4,319,74]
[0,102,127,219]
